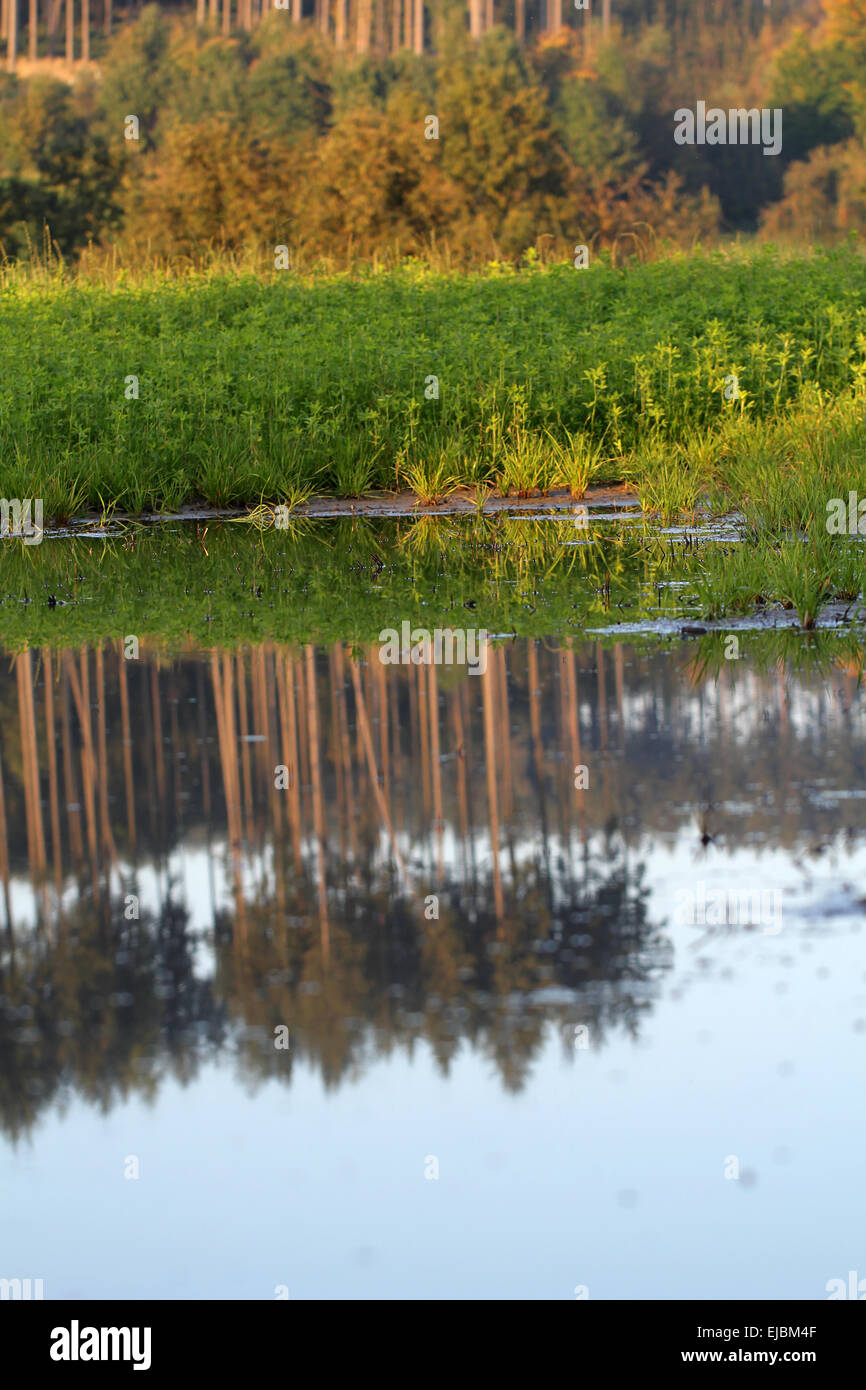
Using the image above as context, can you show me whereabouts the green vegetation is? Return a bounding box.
[4,2,866,269]
[0,506,863,652]
[3,244,866,520]
[2,241,865,632]
[0,3,820,266]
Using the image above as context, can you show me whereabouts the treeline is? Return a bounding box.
[0,0,863,265]
[0,0,813,66]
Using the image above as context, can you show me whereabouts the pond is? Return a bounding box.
[0,514,864,1299]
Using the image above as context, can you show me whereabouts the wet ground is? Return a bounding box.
[0,516,864,1299]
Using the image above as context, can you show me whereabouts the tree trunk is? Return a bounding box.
[223,0,231,35]
[66,0,73,61]
[7,0,17,72]
[412,0,421,53]
[602,0,611,36]
[336,0,346,47]
[81,0,89,61]
[29,0,36,59]
[469,0,482,39]
[105,0,111,37]
[47,0,60,56]
[402,0,410,47]
[484,0,492,30]
[549,0,562,32]
[514,0,524,41]
[356,0,371,52]
[390,0,399,51]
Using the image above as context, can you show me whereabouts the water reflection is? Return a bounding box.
[2,637,865,1142]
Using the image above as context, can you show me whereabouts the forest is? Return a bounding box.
[1,0,864,265]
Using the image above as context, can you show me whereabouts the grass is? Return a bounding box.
[0,512,725,651]
[1,510,864,673]
[4,244,866,630]
[3,244,866,520]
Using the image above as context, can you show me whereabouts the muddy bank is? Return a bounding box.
[25,484,641,536]
[294,484,639,519]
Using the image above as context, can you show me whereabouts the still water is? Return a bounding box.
[1,622,864,1298]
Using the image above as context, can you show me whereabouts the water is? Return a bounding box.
[1,522,865,1299]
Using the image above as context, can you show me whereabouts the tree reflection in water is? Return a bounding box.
[1,633,865,1140]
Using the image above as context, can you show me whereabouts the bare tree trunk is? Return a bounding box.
[417,660,431,816]
[356,0,370,52]
[105,0,111,37]
[145,668,163,828]
[514,0,524,41]
[484,0,492,30]
[209,0,217,23]
[235,655,253,835]
[223,0,231,35]
[81,0,88,61]
[305,647,330,958]
[350,659,406,879]
[275,651,302,871]
[17,652,47,879]
[602,0,611,36]
[7,0,17,72]
[390,0,399,51]
[482,655,503,924]
[497,647,512,821]
[0,736,11,931]
[469,0,482,39]
[43,651,63,895]
[549,0,562,32]
[196,0,205,21]
[375,0,384,50]
[211,653,245,942]
[46,0,58,52]
[66,651,98,884]
[29,0,36,60]
[61,665,84,864]
[118,644,136,852]
[375,653,388,796]
[427,662,442,878]
[332,645,357,863]
[402,0,410,47]
[95,647,119,867]
[336,0,346,47]
[412,0,421,52]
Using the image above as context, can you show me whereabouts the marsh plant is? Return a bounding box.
[7,250,866,520]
